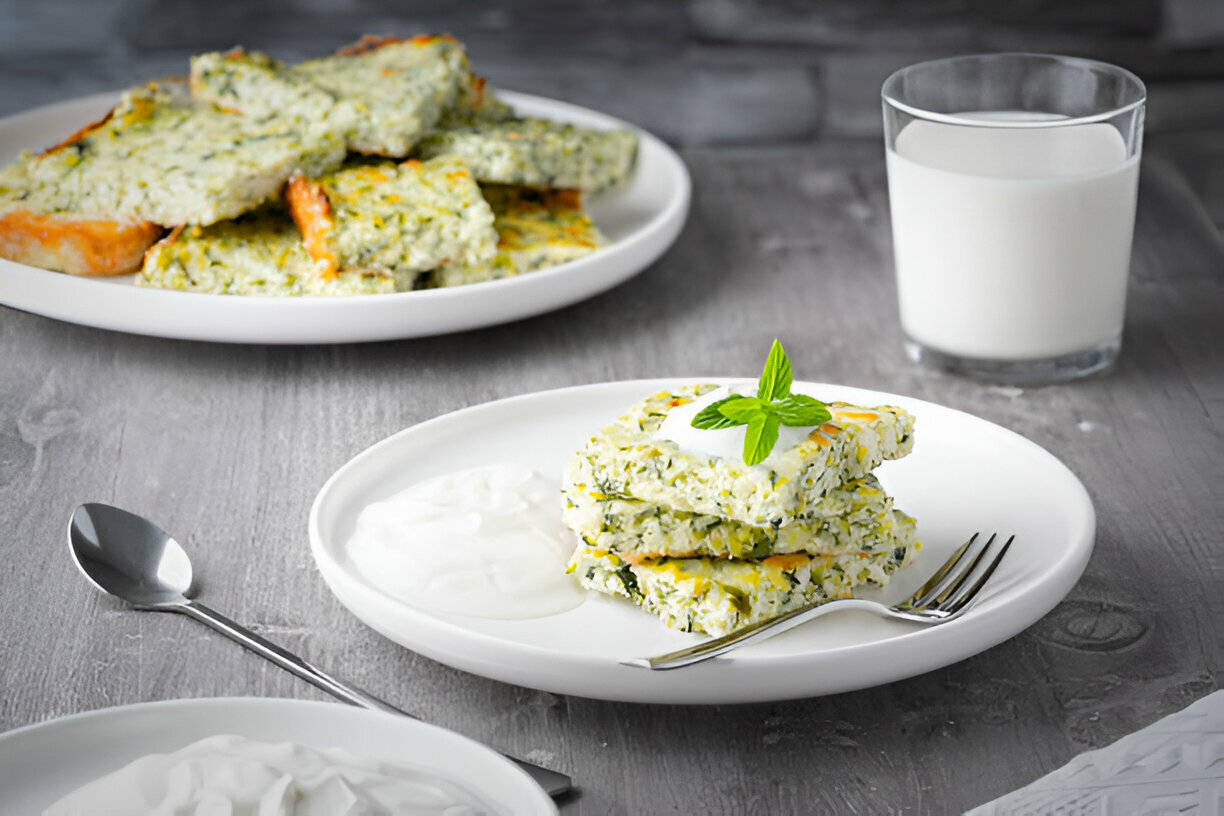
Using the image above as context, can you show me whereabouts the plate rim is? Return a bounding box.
[308,377,1097,703]
[0,89,691,344]
[0,696,558,815]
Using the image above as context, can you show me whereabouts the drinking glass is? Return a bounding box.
[882,53,1146,384]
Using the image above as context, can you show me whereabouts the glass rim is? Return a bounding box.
[881,52,1147,129]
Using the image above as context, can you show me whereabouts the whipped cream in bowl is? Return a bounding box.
[0,698,557,816]
[42,734,488,816]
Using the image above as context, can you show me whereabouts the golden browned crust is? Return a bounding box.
[284,172,338,279]
[38,109,115,158]
[333,33,457,58]
[0,210,164,276]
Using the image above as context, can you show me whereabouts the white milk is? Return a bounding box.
[886,113,1140,360]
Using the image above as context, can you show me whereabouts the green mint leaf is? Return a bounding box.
[786,393,824,408]
[718,397,765,423]
[756,339,793,402]
[691,396,748,430]
[774,395,831,427]
[689,340,821,466]
[743,412,781,466]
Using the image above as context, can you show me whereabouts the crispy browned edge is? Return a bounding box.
[0,211,165,276]
[284,172,338,279]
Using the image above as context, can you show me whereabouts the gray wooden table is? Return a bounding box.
[2,7,1223,815]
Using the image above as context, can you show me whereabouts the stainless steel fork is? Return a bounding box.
[621,532,1014,670]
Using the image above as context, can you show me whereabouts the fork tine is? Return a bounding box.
[906,533,979,607]
[930,532,998,607]
[907,533,991,610]
[940,534,1014,615]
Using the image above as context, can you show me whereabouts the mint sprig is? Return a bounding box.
[690,339,830,465]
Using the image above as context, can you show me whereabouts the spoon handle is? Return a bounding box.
[180,600,401,713]
[177,600,573,798]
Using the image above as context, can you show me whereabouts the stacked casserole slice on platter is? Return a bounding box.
[563,384,920,637]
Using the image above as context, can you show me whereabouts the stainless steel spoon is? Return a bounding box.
[67,502,572,799]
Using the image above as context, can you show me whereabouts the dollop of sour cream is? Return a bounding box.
[42,734,486,816]
[346,464,586,619]
[654,382,826,467]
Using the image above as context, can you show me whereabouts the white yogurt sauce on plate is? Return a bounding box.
[42,734,486,815]
[655,382,825,467]
[345,464,586,619]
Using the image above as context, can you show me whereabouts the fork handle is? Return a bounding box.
[621,598,888,670]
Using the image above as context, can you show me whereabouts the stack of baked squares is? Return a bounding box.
[563,384,920,637]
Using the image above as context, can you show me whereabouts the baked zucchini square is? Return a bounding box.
[1,79,344,229]
[192,36,485,157]
[571,384,915,528]
[298,35,483,156]
[413,118,638,192]
[285,156,498,279]
[568,512,918,636]
[564,463,896,560]
[428,185,605,288]
[137,207,415,296]
[189,49,350,143]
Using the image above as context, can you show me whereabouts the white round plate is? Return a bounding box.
[0,697,556,816]
[0,91,689,344]
[310,379,1095,704]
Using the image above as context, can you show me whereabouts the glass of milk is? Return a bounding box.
[882,53,1146,384]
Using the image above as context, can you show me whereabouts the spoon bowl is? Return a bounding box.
[69,503,194,607]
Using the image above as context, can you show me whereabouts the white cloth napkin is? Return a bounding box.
[966,690,1224,814]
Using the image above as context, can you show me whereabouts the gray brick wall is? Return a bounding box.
[2,0,1222,144]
